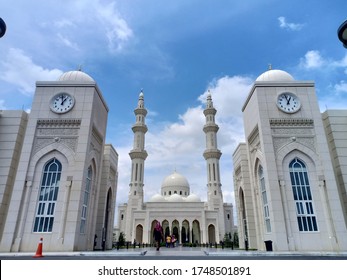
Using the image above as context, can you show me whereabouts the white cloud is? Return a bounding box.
[95,1,133,53]
[54,19,76,29]
[33,1,134,55]
[200,75,253,119]
[332,53,347,68]
[295,52,347,111]
[57,33,80,51]
[300,50,324,69]
[278,16,304,31]
[335,81,347,93]
[0,48,63,95]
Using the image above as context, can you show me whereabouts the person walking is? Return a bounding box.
[153,221,163,251]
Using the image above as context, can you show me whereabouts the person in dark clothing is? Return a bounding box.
[153,221,163,251]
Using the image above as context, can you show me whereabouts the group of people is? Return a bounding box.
[153,221,177,251]
[165,234,177,248]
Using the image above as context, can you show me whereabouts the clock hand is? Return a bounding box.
[61,96,68,105]
[286,96,291,105]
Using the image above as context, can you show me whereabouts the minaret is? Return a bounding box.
[203,91,223,210]
[128,90,148,209]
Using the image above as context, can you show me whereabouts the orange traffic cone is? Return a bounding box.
[33,237,44,258]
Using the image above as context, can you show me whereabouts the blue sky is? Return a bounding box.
[1,0,347,223]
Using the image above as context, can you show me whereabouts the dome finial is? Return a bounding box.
[268,63,272,70]
[206,89,213,108]
[139,89,144,98]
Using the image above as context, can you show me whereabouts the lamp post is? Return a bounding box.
[338,19,347,48]
[0,17,6,38]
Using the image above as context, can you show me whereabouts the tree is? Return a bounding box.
[223,233,233,248]
[118,232,126,246]
[233,231,239,248]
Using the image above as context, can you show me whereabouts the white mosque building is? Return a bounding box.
[116,91,234,245]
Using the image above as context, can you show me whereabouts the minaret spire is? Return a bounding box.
[203,91,223,210]
[124,91,148,241]
[128,90,148,207]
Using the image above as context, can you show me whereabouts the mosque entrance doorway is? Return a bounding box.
[208,224,216,243]
[135,224,143,244]
[162,220,170,238]
[181,220,189,243]
[192,220,201,244]
[172,220,179,243]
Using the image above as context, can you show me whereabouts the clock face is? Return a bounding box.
[50,93,75,113]
[277,92,301,113]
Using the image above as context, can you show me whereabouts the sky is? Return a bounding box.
[1,0,347,225]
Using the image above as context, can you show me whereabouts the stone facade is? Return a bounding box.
[322,110,347,229]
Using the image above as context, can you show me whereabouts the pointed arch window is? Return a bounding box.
[80,166,92,233]
[289,158,318,232]
[258,165,271,233]
[33,158,62,232]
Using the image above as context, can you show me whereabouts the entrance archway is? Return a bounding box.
[135,224,143,243]
[162,220,170,238]
[239,188,248,244]
[102,188,112,249]
[150,220,158,244]
[192,220,201,244]
[172,220,179,243]
[181,220,189,243]
[208,224,216,243]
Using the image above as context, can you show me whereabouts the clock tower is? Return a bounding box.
[233,69,347,252]
[0,70,117,252]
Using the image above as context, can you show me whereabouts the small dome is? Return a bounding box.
[58,70,94,82]
[186,193,201,202]
[256,69,294,82]
[149,194,166,202]
[167,193,185,202]
[162,171,189,188]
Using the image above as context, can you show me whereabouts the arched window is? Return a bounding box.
[80,166,92,233]
[289,158,318,232]
[33,158,62,232]
[258,165,271,233]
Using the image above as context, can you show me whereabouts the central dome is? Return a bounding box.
[162,171,189,188]
[256,69,294,82]
[148,171,202,203]
[161,171,190,197]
